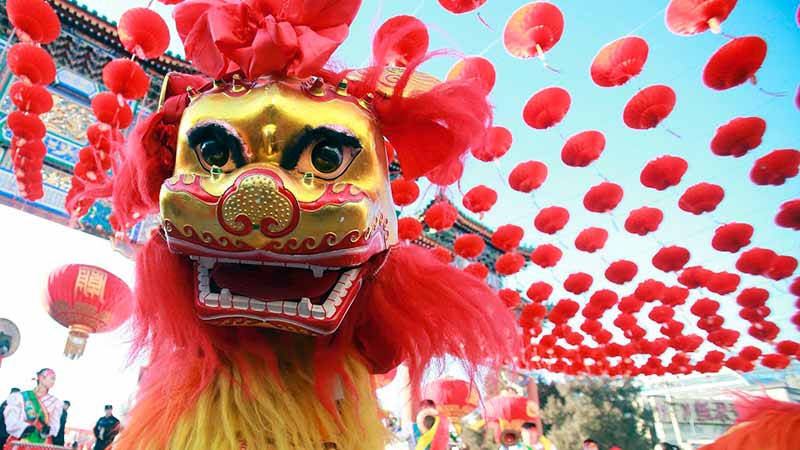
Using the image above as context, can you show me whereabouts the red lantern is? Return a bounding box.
[653,246,691,272]
[750,149,800,186]
[679,182,724,214]
[499,289,522,308]
[564,273,593,294]
[463,185,497,214]
[430,247,453,264]
[454,234,486,259]
[640,155,688,190]
[496,253,526,276]
[509,161,548,193]
[473,126,512,162]
[561,130,605,167]
[424,201,458,231]
[6,0,61,44]
[503,2,564,58]
[523,87,571,129]
[103,59,151,100]
[44,264,133,359]
[391,178,420,206]
[438,0,487,14]
[703,36,766,91]
[766,255,797,281]
[549,299,580,324]
[662,286,689,306]
[575,227,608,253]
[590,36,648,87]
[7,111,46,141]
[711,117,766,157]
[427,158,464,187]
[761,353,790,369]
[712,222,753,253]
[530,244,562,268]
[447,56,496,95]
[737,287,769,308]
[526,282,553,303]
[775,199,800,230]
[91,93,134,129]
[749,321,780,342]
[665,0,738,35]
[118,7,171,60]
[775,340,799,356]
[7,43,56,85]
[464,262,489,280]
[736,247,777,275]
[624,206,663,236]
[422,377,479,422]
[706,271,740,295]
[534,206,569,234]
[691,298,720,317]
[589,290,617,309]
[605,260,638,285]
[583,182,623,213]
[635,279,666,302]
[492,224,525,252]
[519,304,546,329]
[649,306,675,324]
[9,81,53,115]
[739,346,762,361]
[623,85,676,129]
[397,217,423,241]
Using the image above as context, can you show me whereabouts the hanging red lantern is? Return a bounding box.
[605,260,638,285]
[624,206,663,236]
[564,272,593,294]
[766,255,797,281]
[424,201,459,231]
[473,126,512,162]
[750,149,800,186]
[102,59,151,100]
[706,271,740,295]
[430,247,453,264]
[426,158,464,187]
[761,354,791,369]
[499,289,522,308]
[653,246,691,272]
[679,182,724,214]
[509,161,548,193]
[438,0,487,14]
[623,85,676,129]
[749,321,780,342]
[775,340,799,356]
[492,224,525,252]
[635,279,666,302]
[503,2,564,59]
[496,252,526,276]
[534,206,569,234]
[397,217,423,241]
[118,7,171,60]
[589,289,618,310]
[454,234,486,259]
[739,346,762,361]
[7,43,56,85]
[583,182,623,213]
[91,92,134,129]
[665,0,738,35]
[390,178,420,207]
[530,244,562,268]
[640,155,688,190]
[574,227,608,253]
[526,282,553,303]
[463,185,498,214]
[590,36,649,87]
[703,36,767,91]
[775,199,800,230]
[737,287,769,308]
[464,262,489,280]
[662,286,689,306]
[691,298,721,317]
[6,0,61,44]
[561,130,605,167]
[736,247,777,275]
[649,306,675,324]
[44,264,133,359]
[373,15,429,67]
[7,111,46,141]
[520,303,547,328]
[9,82,53,115]
[447,56,496,95]
[712,222,753,253]
[523,87,571,129]
[711,117,766,158]
[549,299,580,324]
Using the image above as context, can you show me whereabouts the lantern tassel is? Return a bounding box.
[64,325,92,359]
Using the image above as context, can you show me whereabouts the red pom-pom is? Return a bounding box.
[635,279,665,302]
[640,155,688,190]
[549,299,580,324]
[775,199,800,230]
[652,246,691,272]
[662,286,689,306]
[749,321,780,342]
[496,252,526,276]
[766,255,798,281]
[103,59,151,100]
[564,272,593,294]
[624,206,663,235]
[498,289,521,308]
[737,288,769,308]
[711,117,766,157]
[7,43,56,85]
[390,178,420,207]
[526,282,552,303]
[589,290,617,309]
[761,353,790,369]
[708,329,739,347]
[491,224,524,252]
[7,111,46,140]
[561,130,605,167]
[463,262,489,280]
[118,7,170,60]
[462,185,497,214]
[530,244,562,268]
[736,247,777,275]
[775,340,799,356]
[397,217,423,241]
[679,182,724,214]
[575,227,608,253]
[712,222,753,253]
[534,206,569,234]
[509,161,548,193]
[6,0,61,44]
[373,15,429,67]
[9,81,53,114]
[91,93,133,128]
[430,247,452,264]
[583,182,623,213]
[739,346,762,361]
[750,149,800,186]
[424,201,458,231]
[523,87,570,129]
[472,126,512,162]
[649,306,675,324]
[426,158,463,187]
[454,234,486,259]
[678,265,713,289]
[706,271,740,295]
[605,260,638,284]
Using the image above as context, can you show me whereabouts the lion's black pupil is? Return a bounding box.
[311,142,343,173]
[200,140,229,167]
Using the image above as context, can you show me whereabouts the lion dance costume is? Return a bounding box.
[93,1,517,449]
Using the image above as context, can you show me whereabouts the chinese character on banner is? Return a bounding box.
[694,401,712,422]
[74,267,108,301]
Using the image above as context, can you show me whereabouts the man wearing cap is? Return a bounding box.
[92,405,120,450]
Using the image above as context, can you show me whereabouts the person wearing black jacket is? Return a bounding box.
[0,388,21,445]
[52,400,70,446]
[93,405,120,450]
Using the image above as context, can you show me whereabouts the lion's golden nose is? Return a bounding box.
[217,169,300,238]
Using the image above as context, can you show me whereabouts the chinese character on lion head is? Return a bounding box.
[102,1,517,448]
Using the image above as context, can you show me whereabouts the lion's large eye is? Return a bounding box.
[311,141,344,173]
[187,122,246,172]
[296,140,360,180]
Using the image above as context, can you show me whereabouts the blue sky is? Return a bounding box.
[1,0,799,429]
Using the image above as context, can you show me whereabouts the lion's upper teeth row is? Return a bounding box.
[189,255,335,278]
[196,265,358,321]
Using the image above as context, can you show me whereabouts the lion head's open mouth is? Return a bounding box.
[192,256,367,335]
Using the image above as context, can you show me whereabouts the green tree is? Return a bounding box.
[542,377,654,450]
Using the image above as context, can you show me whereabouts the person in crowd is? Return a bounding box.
[52,400,70,445]
[3,369,63,444]
[92,405,120,450]
[0,388,20,445]
[654,443,680,450]
[583,439,600,450]
[520,422,556,450]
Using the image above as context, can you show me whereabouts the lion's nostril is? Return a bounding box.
[217,170,300,238]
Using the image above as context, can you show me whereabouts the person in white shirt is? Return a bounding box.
[3,368,63,445]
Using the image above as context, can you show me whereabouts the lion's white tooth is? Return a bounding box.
[198,257,216,268]
[250,299,266,312]
[311,305,325,320]
[232,295,249,310]
[283,301,298,316]
[323,300,336,318]
[205,293,220,307]
[298,298,312,318]
[310,266,325,278]
[268,301,283,313]
[219,289,233,308]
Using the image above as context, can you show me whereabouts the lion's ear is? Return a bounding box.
[157,72,208,110]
